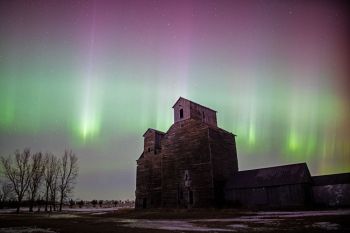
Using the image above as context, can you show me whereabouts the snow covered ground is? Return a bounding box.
[117,219,234,232]
[62,207,121,213]
[257,209,350,217]
[0,209,16,213]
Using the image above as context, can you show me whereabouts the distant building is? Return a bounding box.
[135,97,350,209]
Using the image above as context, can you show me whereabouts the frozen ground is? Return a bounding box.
[116,219,233,232]
[0,208,349,232]
[0,227,57,233]
[0,207,121,215]
[114,209,350,232]
[46,214,80,219]
[0,209,16,213]
[312,222,340,230]
[257,210,350,217]
[62,207,122,214]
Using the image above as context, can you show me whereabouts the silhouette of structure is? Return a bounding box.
[135,97,350,209]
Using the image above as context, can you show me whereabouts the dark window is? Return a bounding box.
[180,109,183,119]
[189,191,193,205]
[142,198,147,208]
[202,111,205,121]
[148,148,150,152]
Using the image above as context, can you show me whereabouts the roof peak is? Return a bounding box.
[143,128,165,137]
[172,97,217,112]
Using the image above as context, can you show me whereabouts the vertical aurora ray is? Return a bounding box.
[286,95,301,155]
[78,1,100,142]
[0,83,15,129]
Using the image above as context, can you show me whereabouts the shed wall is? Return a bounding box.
[312,184,350,207]
[225,184,311,208]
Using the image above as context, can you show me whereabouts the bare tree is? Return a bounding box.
[0,182,13,209]
[58,150,78,211]
[49,159,60,211]
[43,154,51,212]
[0,149,33,213]
[43,153,60,212]
[28,152,45,212]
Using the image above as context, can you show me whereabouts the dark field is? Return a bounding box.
[0,208,350,232]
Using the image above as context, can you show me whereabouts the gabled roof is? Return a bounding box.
[137,152,144,161]
[143,128,165,137]
[208,123,236,136]
[312,173,350,186]
[226,163,312,189]
[172,97,217,112]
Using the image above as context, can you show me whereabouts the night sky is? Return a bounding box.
[0,0,349,200]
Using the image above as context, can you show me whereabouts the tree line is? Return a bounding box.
[68,199,133,208]
[0,148,78,213]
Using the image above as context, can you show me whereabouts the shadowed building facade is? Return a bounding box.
[136,97,238,208]
[135,97,350,209]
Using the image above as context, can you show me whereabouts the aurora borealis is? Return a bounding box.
[0,0,349,200]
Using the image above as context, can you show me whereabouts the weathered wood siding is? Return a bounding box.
[173,98,217,127]
[161,119,215,208]
[137,98,238,209]
[173,98,191,123]
[136,129,163,209]
[143,130,156,153]
[313,184,350,207]
[209,128,238,206]
[225,183,311,208]
[135,154,162,208]
[190,102,217,127]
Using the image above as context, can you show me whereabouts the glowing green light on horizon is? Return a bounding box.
[305,136,316,156]
[79,115,100,141]
[0,107,15,128]
[288,131,299,152]
[248,123,256,145]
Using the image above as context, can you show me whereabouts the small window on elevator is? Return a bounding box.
[180,109,184,119]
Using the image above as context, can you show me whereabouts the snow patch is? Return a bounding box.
[257,210,350,218]
[0,227,57,233]
[226,224,249,229]
[89,212,108,215]
[0,209,17,214]
[62,207,119,213]
[312,222,339,230]
[193,218,278,223]
[118,219,233,232]
[115,210,349,232]
[48,214,80,219]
